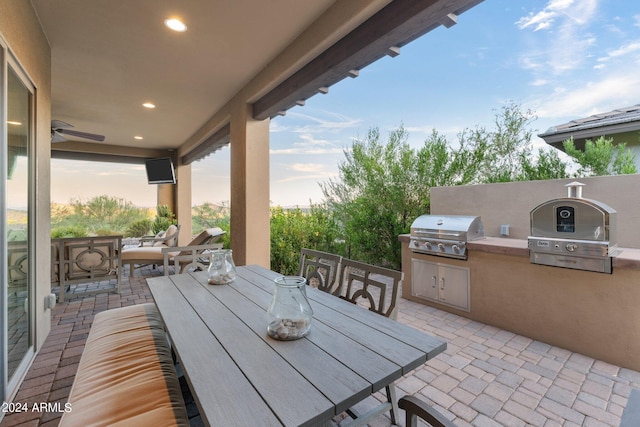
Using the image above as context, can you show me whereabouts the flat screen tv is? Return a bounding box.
[145,157,176,184]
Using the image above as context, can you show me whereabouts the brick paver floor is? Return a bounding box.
[2,267,639,427]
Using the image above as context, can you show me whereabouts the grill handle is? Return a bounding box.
[414,230,463,238]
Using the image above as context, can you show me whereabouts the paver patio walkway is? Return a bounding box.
[1,266,638,427]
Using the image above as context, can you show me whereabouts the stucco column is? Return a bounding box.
[230,102,270,267]
[156,160,192,245]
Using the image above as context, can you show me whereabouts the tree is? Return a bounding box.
[269,204,342,274]
[151,204,177,234]
[192,202,231,248]
[192,202,229,234]
[455,103,539,183]
[69,195,147,234]
[322,127,413,268]
[518,148,569,181]
[563,136,637,176]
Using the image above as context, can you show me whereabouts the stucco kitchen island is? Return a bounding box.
[400,235,640,372]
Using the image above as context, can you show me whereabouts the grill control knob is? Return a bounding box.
[566,243,578,252]
[438,243,445,252]
[452,245,460,254]
[425,242,432,250]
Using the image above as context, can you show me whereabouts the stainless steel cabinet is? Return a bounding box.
[411,259,470,311]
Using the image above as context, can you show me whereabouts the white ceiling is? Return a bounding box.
[31,0,352,151]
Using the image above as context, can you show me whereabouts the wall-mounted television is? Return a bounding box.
[145,157,176,184]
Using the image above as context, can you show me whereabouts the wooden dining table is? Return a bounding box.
[147,264,447,427]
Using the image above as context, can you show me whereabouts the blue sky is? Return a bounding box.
[50,0,640,208]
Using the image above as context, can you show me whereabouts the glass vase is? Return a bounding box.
[267,276,312,340]
[207,249,237,285]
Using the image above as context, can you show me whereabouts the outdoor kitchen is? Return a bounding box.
[400,175,640,372]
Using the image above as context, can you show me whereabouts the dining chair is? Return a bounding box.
[337,257,404,425]
[398,395,456,427]
[297,248,342,295]
[337,258,403,319]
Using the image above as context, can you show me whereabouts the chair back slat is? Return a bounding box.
[298,248,342,295]
[338,258,403,319]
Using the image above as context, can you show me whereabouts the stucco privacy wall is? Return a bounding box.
[0,2,52,348]
[431,175,640,248]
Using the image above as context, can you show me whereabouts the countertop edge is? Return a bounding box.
[399,234,640,269]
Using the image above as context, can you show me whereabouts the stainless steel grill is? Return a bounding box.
[528,182,618,274]
[409,215,484,260]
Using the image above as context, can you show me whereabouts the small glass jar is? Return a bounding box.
[207,249,237,285]
[267,276,312,340]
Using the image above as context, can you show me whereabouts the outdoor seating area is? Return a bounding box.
[121,227,225,276]
[3,261,639,427]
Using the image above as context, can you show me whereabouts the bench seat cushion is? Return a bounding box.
[59,303,188,427]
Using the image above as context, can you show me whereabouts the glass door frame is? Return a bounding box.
[1,35,37,403]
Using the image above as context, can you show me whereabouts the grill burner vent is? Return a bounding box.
[528,182,618,274]
[410,215,484,260]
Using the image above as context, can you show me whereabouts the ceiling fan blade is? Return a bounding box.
[57,128,106,142]
[51,130,67,143]
[51,119,73,129]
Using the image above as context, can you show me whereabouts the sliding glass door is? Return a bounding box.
[3,48,35,400]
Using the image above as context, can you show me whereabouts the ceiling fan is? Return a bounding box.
[51,120,105,143]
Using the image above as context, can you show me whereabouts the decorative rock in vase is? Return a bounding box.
[267,276,312,340]
[207,249,237,285]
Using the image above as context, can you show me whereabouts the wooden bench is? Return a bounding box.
[58,304,188,427]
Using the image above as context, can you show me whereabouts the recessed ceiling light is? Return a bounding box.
[142,102,156,109]
[165,18,187,32]
[134,136,143,140]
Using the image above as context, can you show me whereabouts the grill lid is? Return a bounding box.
[411,215,484,239]
[410,215,484,259]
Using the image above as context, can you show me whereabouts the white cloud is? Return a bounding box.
[530,79,550,86]
[516,0,599,76]
[593,40,640,71]
[531,72,640,119]
[272,162,337,184]
[516,0,581,31]
[605,41,640,58]
[270,133,344,155]
[283,110,362,134]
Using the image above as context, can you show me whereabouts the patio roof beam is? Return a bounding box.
[51,141,173,164]
[181,123,231,165]
[252,0,483,120]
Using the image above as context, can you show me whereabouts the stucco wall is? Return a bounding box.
[0,3,52,349]
[431,175,640,248]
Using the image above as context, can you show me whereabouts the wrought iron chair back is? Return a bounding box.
[338,258,403,319]
[336,257,404,426]
[297,248,342,295]
[399,395,456,427]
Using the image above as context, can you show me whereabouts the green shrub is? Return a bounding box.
[269,204,342,275]
[51,226,88,238]
[152,205,177,234]
[94,228,117,236]
[126,219,153,237]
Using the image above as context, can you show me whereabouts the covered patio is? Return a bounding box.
[2,267,638,427]
[2,0,487,405]
[3,2,640,425]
